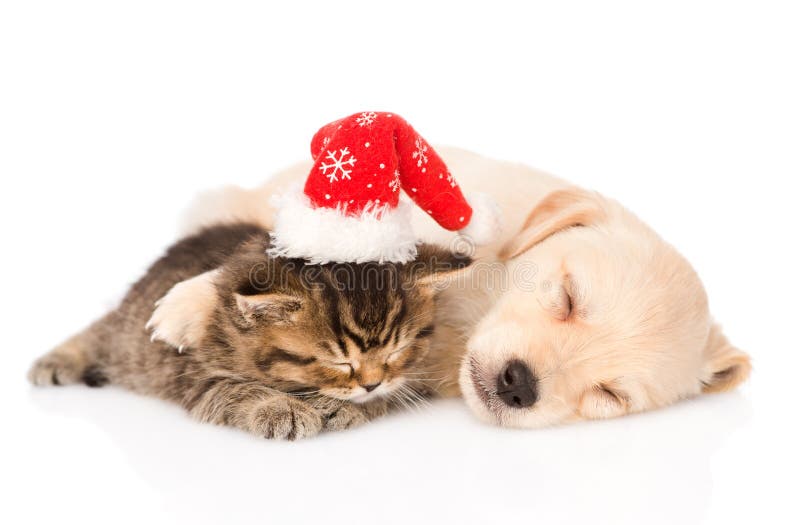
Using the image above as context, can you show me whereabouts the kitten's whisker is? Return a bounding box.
[405,385,431,409]
[393,386,418,412]
[396,384,429,412]
[391,391,412,412]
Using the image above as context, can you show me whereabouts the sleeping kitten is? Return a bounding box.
[28,223,470,440]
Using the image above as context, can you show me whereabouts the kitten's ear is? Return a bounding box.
[233,292,304,326]
[407,244,473,292]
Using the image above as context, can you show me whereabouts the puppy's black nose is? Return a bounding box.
[496,360,538,408]
[362,382,381,393]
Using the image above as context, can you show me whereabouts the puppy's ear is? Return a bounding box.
[233,292,303,326]
[407,244,473,291]
[701,323,752,394]
[147,269,221,351]
[499,187,607,260]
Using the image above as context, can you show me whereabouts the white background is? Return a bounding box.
[1,1,798,524]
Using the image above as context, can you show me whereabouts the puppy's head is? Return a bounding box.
[460,188,751,427]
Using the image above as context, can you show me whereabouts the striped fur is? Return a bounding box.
[28,224,469,440]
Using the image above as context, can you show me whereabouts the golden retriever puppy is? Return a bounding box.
[173,147,751,428]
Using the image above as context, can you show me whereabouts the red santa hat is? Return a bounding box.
[268,111,501,264]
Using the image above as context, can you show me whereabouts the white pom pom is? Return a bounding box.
[459,192,503,245]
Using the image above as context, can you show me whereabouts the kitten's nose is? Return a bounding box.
[362,382,381,393]
[496,360,538,408]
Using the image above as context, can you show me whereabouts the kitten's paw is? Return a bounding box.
[147,269,220,351]
[249,397,323,440]
[361,398,391,420]
[324,404,369,432]
[28,354,84,386]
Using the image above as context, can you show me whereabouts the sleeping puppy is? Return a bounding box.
[156,147,750,428]
[461,187,750,427]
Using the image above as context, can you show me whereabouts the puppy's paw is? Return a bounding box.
[28,354,84,386]
[324,404,369,432]
[249,397,323,440]
[147,269,220,351]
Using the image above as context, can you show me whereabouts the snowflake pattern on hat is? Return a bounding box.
[355,111,377,127]
[318,147,356,183]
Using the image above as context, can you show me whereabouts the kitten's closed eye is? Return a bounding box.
[416,325,435,339]
[386,348,407,364]
[325,362,355,377]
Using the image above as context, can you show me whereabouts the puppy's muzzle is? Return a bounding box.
[496,360,538,408]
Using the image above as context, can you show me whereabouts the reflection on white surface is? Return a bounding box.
[15,382,757,525]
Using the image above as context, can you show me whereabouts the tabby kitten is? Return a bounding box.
[28,223,469,440]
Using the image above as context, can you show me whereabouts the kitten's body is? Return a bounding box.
[30,224,465,439]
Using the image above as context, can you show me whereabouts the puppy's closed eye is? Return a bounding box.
[562,289,574,320]
[579,384,630,419]
[542,282,573,321]
[597,385,629,407]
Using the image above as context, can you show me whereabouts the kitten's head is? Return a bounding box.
[214,236,471,403]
